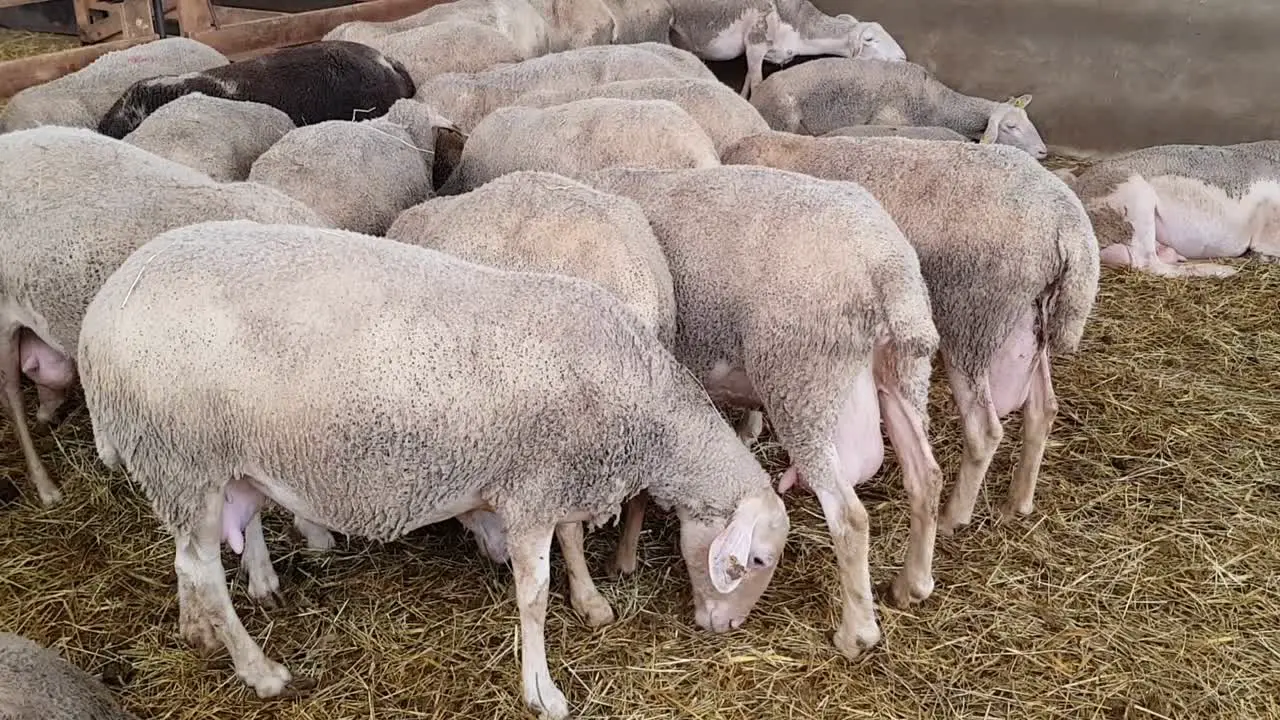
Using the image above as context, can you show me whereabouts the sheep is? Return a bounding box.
[0,125,328,508]
[121,93,296,182]
[824,124,967,142]
[526,0,618,50]
[97,41,416,140]
[1061,140,1280,277]
[415,43,718,132]
[383,170,675,617]
[721,131,1101,534]
[583,164,944,660]
[360,21,526,86]
[664,0,778,99]
[438,98,719,195]
[749,58,1048,158]
[0,632,136,720]
[519,77,770,153]
[76,219,791,719]
[247,99,455,235]
[0,37,227,134]
[599,0,674,43]
[765,0,906,67]
[324,0,552,59]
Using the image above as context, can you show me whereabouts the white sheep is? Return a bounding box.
[584,164,944,660]
[749,58,1048,158]
[519,77,770,153]
[0,125,327,508]
[122,93,296,182]
[248,98,454,235]
[0,632,136,720]
[599,0,674,43]
[1061,140,1280,277]
[765,0,905,67]
[324,0,553,58]
[76,219,790,719]
[721,131,1101,534]
[824,124,967,142]
[438,97,719,195]
[0,37,228,133]
[526,0,618,50]
[360,20,526,86]
[415,43,717,132]
[384,170,675,621]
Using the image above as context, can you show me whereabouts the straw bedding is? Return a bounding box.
[2,33,1279,720]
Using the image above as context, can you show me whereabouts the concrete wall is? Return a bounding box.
[806,0,1280,153]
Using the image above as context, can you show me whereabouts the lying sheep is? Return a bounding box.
[415,43,717,132]
[520,77,769,153]
[362,21,525,85]
[439,98,719,194]
[0,632,136,720]
[77,219,790,720]
[248,99,454,235]
[0,37,227,133]
[122,93,295,182]
[585,164,944,660]
[0,126,327,508]
[600,0,673,43]
[97,41,416,140]
[722,131,1100,534]
[385,170,675,620]
[1062,140,1280,277]
[749,58,1048,158]
[324,0,552,58]
[824,124,967,141]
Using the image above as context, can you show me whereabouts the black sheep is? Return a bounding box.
[98,40,416,139]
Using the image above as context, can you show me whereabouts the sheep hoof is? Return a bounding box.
[608,554,637,578]
[887,573,934,608]
[832,621,881,660]
[573,594,616,628]
[241,658,293,698]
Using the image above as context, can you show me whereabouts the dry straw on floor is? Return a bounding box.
[1,32,1279,720]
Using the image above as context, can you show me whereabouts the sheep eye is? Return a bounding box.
[749,555,768,569]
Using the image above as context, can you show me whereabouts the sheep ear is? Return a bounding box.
[1010,94,1032,109]
[836,13,856,21]
[980,111,1002,144]
[708,506,757,594]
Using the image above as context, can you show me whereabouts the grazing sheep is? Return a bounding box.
[122,93,296,182]
[766,0,905,67]
[438,98,719,194]
[386,170,676,614]
[323,0,552,58]
[527,0,618,50]
[1062,140,1280,277]
[665,0,777,98]
[824,124,967,142]
[749,58,1048,158]
[520,77,769,153]
[0,37,227,133]
[0,632,136,720]
[76,219,790,720]
[415,43,717,132]
[0,126,327,508]
[97,41,416,140]
[584,164,944,660]
[362,21,526,85]
[599,0,674,43]
[248,99,453,235]
[721,131,1100,534]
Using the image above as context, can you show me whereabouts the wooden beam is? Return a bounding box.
[119,0,157,39]
[187,0,447,56]
[176,0,214,35]
[0,34,155,99]
[0,0,48,8]
[211,5,284,24]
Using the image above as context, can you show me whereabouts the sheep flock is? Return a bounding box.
[0,2,1277,718]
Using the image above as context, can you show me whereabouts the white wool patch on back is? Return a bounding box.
[1143,175,1280,259]
[700,10,759,60]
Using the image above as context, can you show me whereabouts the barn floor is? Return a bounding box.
[3,29,1280,720]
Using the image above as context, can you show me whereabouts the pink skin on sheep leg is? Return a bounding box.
[221,478,265,555]
[19,330,76,424]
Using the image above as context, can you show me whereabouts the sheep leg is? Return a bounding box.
[174,488,292,697]
[735,410,765,446]
[609,490,648,576]
[292,515,335,551]
[0,327,60,506]
[873,350,942,608]
[458,509,511,564]
[33,383,69,425]
[555,522,615,627]
[508,524,570,720]
[240,512,282,607]
[1002,348,1058,518]
[741,19,769,100]
[937,360,1003,536]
